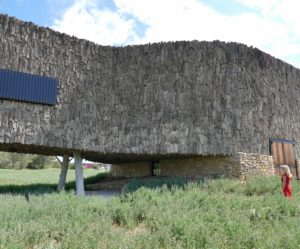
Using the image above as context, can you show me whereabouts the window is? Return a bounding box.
[152,162,160,176]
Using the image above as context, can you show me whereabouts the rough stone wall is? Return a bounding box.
[159,154,274,178]
[159,156,236,177]
[1,14,300,163]
[236,152,275,177]
[110,153,274,178]
[110,162,152,177]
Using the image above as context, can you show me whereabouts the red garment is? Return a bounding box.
[281,173,292,197]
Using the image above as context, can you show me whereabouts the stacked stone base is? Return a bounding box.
[110,161,152,177]
[235,152,275,178]
[110,152,275,178]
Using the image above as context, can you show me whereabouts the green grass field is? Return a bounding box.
[0,168,100,185]
[1,170,300,248]
[0,168,108,194]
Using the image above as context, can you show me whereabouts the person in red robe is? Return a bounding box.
[280,165,292,198]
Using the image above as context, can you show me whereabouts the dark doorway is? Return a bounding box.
[270,139,299,179]
[151,162,160,176]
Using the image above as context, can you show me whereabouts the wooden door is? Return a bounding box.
[271,140,299,179]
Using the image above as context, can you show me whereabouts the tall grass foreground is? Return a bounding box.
[1,175,300,248]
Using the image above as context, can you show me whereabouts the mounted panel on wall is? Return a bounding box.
[269,138,299,179]
[0,69,57,105]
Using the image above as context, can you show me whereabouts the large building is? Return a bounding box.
[1,14,299,181]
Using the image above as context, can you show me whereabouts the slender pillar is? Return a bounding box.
[74,152,85,196]
[56,154,70,192]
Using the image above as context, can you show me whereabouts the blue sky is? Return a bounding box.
[1,0,300,68]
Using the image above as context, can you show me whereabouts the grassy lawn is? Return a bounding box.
[1,171,300,248]
[0,168,107,194]
[0,168,101,185]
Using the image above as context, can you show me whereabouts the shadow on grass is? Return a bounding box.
[0,171,110,196]
[0,183,57,195]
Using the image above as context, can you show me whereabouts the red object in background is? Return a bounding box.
[84,163,93,168]
[281,173,292,197]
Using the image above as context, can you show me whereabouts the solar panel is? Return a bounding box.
[0,69,57,105]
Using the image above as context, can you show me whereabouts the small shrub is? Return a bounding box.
[244,176,281,196]
[69,163,75,170]
[122,177,188,194]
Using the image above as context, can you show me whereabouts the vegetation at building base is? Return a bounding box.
[1,173,300,249]
[121,176,190,194]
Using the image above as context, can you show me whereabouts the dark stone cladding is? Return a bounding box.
[1,14,300,163]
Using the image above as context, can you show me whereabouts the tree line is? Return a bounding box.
[0,152,60,169]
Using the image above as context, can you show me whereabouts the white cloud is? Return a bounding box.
[234,0,300,68]
[234,0,281,13]
[114,0,288,51]
[52,0,300,68]
[52,0,137,45]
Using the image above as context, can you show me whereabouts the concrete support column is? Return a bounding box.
[56,154,71,192]
[74,152,85,196]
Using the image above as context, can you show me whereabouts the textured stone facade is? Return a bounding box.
[110,153,274,178]
[159,153,275,178]
[159,156,235,177]
[0,14,300,170]
[110,162,152,177]
[237,152,275,177]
